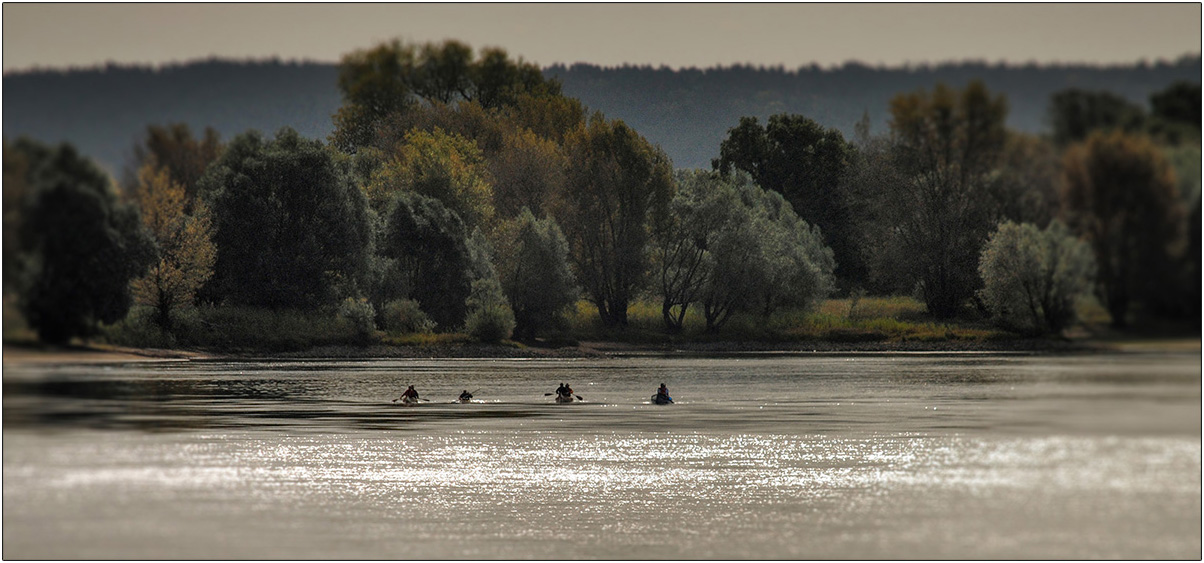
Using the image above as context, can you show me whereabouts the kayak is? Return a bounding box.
[455,397,473,404]
[651,394,673,405]
[398,396,420,406]
[554,394,575,403]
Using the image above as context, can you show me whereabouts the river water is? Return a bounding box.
[3,352,1200,559]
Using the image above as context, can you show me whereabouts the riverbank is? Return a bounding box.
[2,342,208,364]
[4,335,1198,366]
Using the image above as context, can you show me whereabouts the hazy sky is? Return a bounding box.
[3,3,1201,73]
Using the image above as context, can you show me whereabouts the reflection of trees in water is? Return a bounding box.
[2,375,558,432]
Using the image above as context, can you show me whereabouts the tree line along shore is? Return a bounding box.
[3,39,1199,357]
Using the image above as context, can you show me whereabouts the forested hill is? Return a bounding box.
[554,59,1201,168]
[4,56,1199,172]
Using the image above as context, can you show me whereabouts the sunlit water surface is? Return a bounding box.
[3,353,1199,559]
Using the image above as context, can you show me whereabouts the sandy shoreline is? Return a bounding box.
[3,344,209,365]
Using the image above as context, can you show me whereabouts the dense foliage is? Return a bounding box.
[558,115,675,328]
[333,39,561,153]
[7,139,155,343]
[659,171,835,333]
[1060,130,1187,326]
[3,40,1198,349]
[198,128,371,309]
[713,114,862,287]
[379,191,477,330]
[876,80,1009,318]
[493,209,578,340]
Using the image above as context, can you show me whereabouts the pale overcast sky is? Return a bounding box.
[3,3,1201,73]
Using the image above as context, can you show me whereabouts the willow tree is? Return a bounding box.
[690,176,835,333]
[652,170,744,332]
[978,221,1096,335]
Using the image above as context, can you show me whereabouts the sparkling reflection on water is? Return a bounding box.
[3,353,1200,559]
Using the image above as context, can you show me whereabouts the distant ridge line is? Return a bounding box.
[6,53,1200,77]
[4,57,1200,171]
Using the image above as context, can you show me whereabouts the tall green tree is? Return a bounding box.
[198,128,371,309]
[494,208,578,340]
[713,114,862,287]
[842,125,910,296]
[331,40,420,152]
[7,139,155,343]
[379,191,475,330]
[879,80,1009,318]
[697,206,764,332]
[557,115,674,328]
[1061,130,1185,326]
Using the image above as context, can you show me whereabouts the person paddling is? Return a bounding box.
[654,382,673,404]
[555,382,575,402]
[657,383,670,398]
[395,385,420,403]
[458,389,474,402]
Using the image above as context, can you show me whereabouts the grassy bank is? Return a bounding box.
[562,296,1009,345]
[4,296,1189,359]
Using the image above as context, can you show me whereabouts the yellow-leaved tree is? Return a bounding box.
[366,127,495,229]
[129,162,216,330]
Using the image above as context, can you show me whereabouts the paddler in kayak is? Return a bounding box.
[555,382,575,402]
[654,383,673,404]
[458,389,474,402]
[394,385,420,403]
